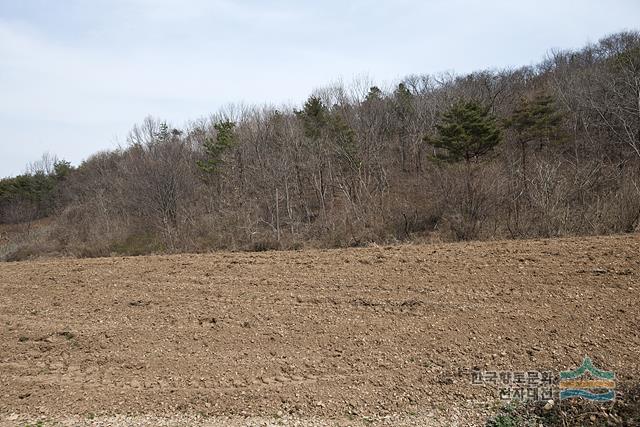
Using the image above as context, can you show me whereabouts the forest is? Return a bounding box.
[1,31,639,260]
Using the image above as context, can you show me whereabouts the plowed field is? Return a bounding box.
[1,235,639,426]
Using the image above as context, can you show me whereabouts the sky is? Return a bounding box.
[1,0,639,178]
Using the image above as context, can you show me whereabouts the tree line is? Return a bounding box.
[1,31,639,260]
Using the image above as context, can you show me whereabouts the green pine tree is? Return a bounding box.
[393,83,415,172]
[197,120,236,174]
[53,160,73,180]
[428,101,501,164]
[426,101,501,240]
[506,94,564,189]
[295,96,328,140]
[364,86,383,104]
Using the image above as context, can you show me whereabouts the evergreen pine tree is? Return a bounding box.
[429,101,501,164]
[506,93,564,190]
[197,120,236,174]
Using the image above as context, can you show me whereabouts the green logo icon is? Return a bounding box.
[559,357,615,401]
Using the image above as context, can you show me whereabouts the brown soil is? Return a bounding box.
[1,234,639,426]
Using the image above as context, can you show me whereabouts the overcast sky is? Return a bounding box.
[1,0,639,177]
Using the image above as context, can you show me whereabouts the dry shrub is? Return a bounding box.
[0,224,59,262]
[427,162,502,241]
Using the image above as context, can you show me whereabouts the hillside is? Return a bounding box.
[1,31,639,260]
